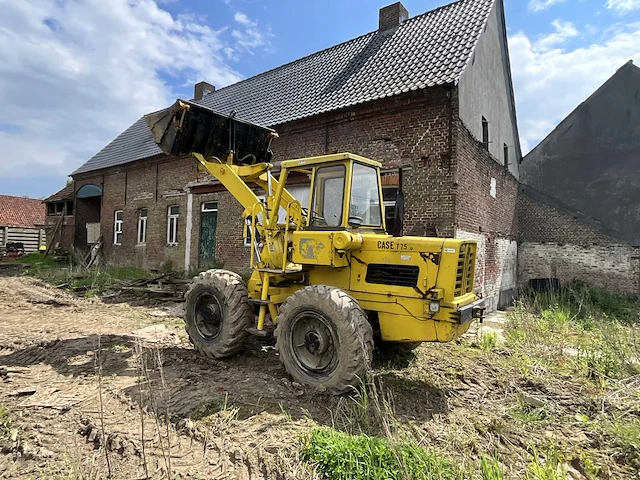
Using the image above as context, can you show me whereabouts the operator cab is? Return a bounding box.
[280,153,386,233]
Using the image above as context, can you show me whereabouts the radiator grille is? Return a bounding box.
[454,244,475,297]
[365,264,419,287]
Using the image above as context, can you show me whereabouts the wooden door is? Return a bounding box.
[199,202,218,268]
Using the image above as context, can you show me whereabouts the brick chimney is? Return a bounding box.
[379,2,409,31]
[194,81,215,101]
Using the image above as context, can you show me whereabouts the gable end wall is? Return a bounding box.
[458,0,520,177]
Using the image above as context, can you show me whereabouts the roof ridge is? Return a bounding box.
[205,0,474,99]
[0,194,41,201]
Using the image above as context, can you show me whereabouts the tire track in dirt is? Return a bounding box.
[0,277,311,479]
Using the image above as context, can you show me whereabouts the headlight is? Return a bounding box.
[429,300,440,314]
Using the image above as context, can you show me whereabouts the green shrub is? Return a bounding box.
[301,427,461,480]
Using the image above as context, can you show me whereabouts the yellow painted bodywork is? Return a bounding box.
[194,151,480,344]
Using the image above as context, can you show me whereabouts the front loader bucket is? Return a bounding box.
[146,99,277,165]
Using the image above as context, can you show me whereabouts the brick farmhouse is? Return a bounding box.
[50,0,522,310]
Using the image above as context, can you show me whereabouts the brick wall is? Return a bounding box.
[519,243,640,293]
[71,86,519,303]
[455,123,518,309]
[45,214,74,251]
[74,156,198,270]
[518,187,640,293]
[518,187,618,245]
[274,87,457,237]
[190,190,249,273]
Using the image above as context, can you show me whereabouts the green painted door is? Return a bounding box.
[199,202,218,268]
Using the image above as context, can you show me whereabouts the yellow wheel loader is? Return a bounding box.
[147,100,485,394]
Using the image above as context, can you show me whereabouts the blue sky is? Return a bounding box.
[0,0,639,198]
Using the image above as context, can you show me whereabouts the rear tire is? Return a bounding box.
[275,285,374,394]
[184,269,253,358]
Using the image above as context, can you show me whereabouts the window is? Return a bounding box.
[201,202,218,212]
[167,205,179,245]
[137,209,148,244]
[113,210,123,245]
[311,165,345,228]
[47,202,65,216]
[349,164,382,227]
[481,117,489,150]
[503,144,509,168]
[383,186,398,230]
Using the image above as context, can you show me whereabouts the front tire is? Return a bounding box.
[275,285,374,394]
[184,269,253,358]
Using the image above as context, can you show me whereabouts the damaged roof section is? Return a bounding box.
[72,0,495,176]
[44,184,74,203]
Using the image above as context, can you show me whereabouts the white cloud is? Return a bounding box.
[535,20,579,51]
[234,12,254,26]
[509,20,640,152]
[607,0,640,13]
[232,11,272,52]
[0,0,271,193]
[528,0,566,12]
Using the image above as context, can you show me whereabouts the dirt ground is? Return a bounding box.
[0,276,637,479]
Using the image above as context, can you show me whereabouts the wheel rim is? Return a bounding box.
[290,309,339,375]
[194,292,223,339]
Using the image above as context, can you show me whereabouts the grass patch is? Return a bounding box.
[526,443,567,480]
[480,331,498,351]
[602,418,640,467]
[0,404,19,454]
[519,281,640,325]
[507,284,640,384]
[0,404,12,439]
[24,263,154,297]
[301,427,462,480]
[4,252,60,267]
[480,455,505,480]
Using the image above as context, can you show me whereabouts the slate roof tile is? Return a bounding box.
[73,0,494,175]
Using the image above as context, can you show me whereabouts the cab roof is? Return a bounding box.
[280,152,382,169]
